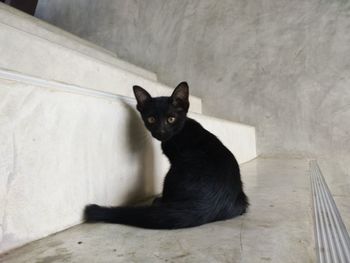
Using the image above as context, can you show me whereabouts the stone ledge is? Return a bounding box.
[0,2,157,81]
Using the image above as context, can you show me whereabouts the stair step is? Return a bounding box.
[0,2,157,82]
[0,2,203,113]
[0,158,315,263]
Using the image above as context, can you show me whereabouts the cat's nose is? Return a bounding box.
[160,129,166,134]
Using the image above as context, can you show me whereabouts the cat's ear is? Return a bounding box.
[133,85,152,111]
[171,82,189,111]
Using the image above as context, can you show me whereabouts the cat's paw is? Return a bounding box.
[84,204,102,222]
[152,197,162,206]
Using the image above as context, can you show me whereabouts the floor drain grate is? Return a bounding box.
[310,160,350,263]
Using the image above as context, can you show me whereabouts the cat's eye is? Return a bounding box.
[147,116,156,124]
[167,116,176,123]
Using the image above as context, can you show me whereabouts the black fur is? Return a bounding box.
[84,82,248,229]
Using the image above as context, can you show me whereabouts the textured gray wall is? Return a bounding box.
[36,0,350,162]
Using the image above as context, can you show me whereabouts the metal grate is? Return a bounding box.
[310,160,350,263]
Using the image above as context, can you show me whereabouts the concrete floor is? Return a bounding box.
[0,158,316,263]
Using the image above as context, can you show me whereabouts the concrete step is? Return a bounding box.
[0,2,202,113]
[4,158,348,262]
[0,158,315,263]
[0,2,157,82]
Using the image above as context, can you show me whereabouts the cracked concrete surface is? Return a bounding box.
[0,158,315,263]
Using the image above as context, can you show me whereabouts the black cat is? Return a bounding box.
[84,82,248,229]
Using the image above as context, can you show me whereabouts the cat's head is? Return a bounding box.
[133,82,190,141]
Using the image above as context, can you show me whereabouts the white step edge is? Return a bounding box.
[0,68,201,114]
[0,68,135,103]
[0,2,157,81]
[310,160,350,263]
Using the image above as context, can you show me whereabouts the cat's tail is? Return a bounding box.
[84,203,211,229]
[84,195,248,229]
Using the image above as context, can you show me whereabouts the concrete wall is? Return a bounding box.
[36,0,350,163]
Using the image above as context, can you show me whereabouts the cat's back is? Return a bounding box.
[185,118,233,154]
[164,118,237,166]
